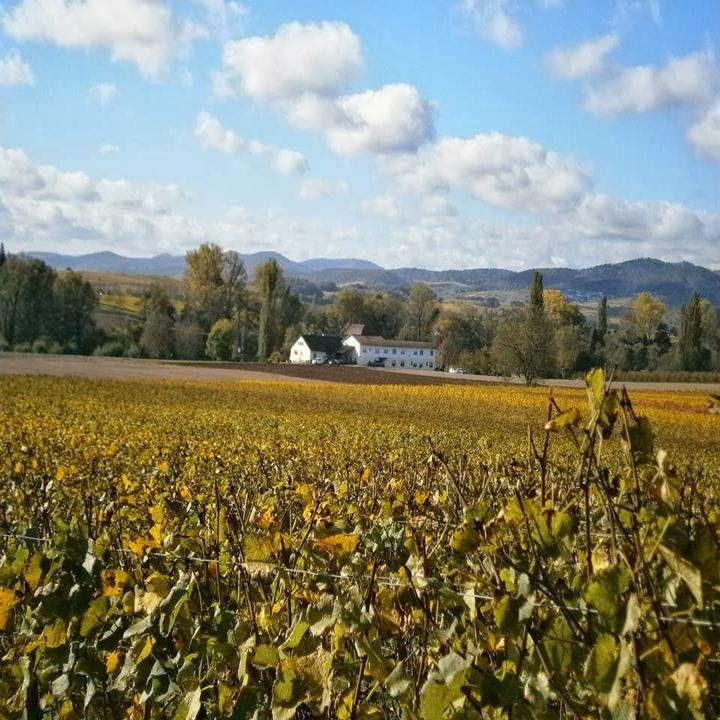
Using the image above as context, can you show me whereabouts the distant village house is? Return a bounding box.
[289,325,436,370]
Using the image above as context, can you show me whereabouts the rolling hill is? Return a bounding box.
[23,251,720,306]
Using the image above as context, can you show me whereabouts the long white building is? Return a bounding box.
[342,334,436,369]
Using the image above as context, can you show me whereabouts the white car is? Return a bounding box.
[448,367,471,374]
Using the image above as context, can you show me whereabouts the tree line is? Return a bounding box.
[1,242,719,379]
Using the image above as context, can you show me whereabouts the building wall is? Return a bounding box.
[290,338,311,364]
[342,336,436,369]
[290,337,329,364]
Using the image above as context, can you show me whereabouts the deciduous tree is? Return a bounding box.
[401,282,438,342]
[53,270,97,352]
[629,292,667,344]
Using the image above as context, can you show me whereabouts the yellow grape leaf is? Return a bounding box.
[102,569,131,597]
[242,534,276,562]
[43,619,67,649]
[137,636,155,662]
[24,552,43,591]
[80,597,109,637]
[106,651,123,674]
[128,537,150,557]
[545,408,581,432]
[313,533,360,556]
[0,587,18,630]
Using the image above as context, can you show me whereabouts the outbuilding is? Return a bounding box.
[289,334,343,364]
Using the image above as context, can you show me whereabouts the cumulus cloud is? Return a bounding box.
[584,50,717,116]
[688,101,720,161]
[545,34,620,80]
[3,0,193,78]
[212,22,435,156]
[381,131,590,213]
[89,83,118,105]
[456,0,524,49]
[358,195,404,221]
[299,177,350,199]
[194,112,308,175]
[98,144,120,155]
[0,146,202,254]
[419,195,459,217]
[194,0,247,37]
[325,84,436,155]
[614,0,662,28]
[3,143,718,270]
[213,21,363,100]
[0,50,35,86]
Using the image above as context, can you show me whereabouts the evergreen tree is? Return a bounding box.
[0,243,6,268]
[597,296,608,346]
[679,292,709,371]
[529,271,544,313]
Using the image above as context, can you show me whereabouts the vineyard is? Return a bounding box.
[1,374,719,718]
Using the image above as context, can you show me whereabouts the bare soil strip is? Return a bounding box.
[1,354,719,393]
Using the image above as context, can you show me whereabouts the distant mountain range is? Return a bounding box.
[25,251,720,307]
[27,251,382,279]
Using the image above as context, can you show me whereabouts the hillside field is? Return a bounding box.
[1,375,719,718]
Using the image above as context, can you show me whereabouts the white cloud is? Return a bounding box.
[584,50,718,116]
[326,84,436,155]
[570,194,719,252]
[457,0,524,49]
[213,21,363,100]
[381,131,590,213]
[284,85,436,155]
[0,50,35,86]
[212,22,435,157]
[688,101,720,161]
[194,111,308,175]
[3,144,717,270]
[194,0,247,37]
[0,146,202,254]
[545,34,620,80]
[358,195,404,221]
[89,83,118,105]
[3,0,192,78]
[614,0,662,27]
[98,144,120,155]
[299,177,350,199]
[419,195,458,217]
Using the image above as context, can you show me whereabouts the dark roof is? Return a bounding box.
[342,323,366,337]
[349,335,435,350]
[299,334,343,353]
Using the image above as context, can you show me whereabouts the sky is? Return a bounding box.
[0,0,719,270]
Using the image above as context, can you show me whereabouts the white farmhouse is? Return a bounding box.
[342,334,436,369]
[289,334,342,364]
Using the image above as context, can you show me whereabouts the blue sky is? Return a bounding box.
[0,0,719,269]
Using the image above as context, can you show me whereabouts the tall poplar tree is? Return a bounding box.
[529,271,544,313]
[679,292,709,371]
[256,259,283,361]
[597,296,608,346]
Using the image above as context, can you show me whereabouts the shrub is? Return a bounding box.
[12,342,31,353]
[93,341,126,357]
